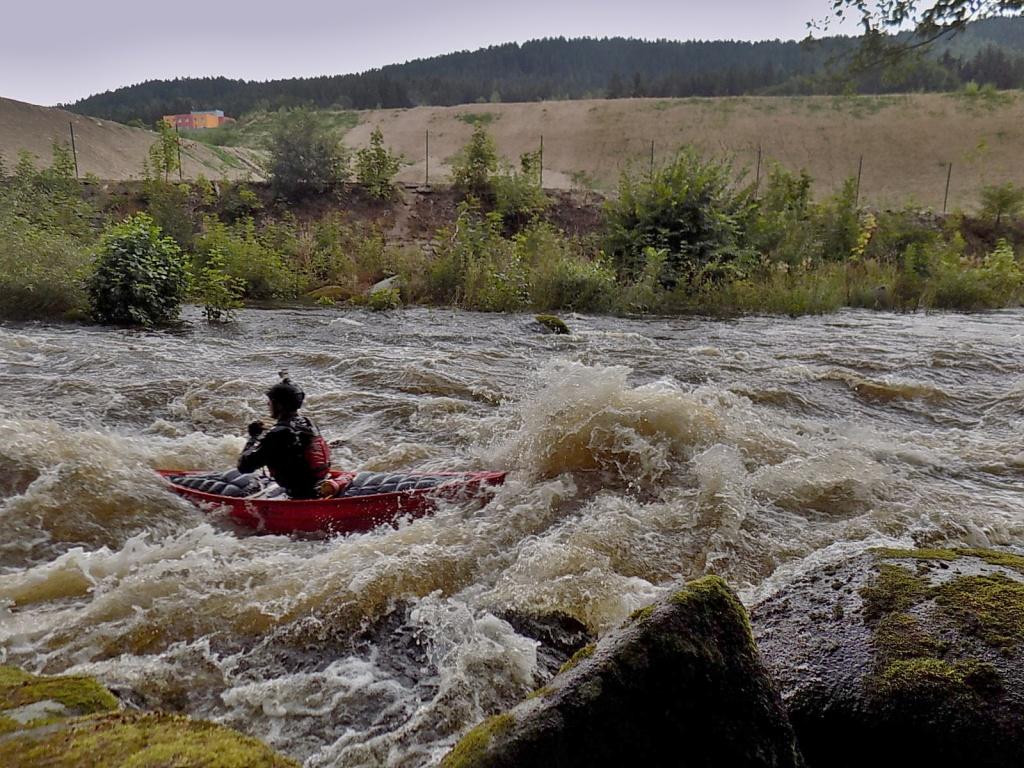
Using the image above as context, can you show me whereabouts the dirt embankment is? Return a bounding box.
[343,93,1024,210]
[0,97,262,181]
[89,181,608,247]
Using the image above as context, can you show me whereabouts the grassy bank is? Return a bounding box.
[2,139,1023,324]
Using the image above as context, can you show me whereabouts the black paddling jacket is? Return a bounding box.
[237,413,329,499]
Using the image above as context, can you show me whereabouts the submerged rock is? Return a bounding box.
[496,610,593,678]
[753,548,1024,768]
[441,576,802,767]
[0,665,297,767]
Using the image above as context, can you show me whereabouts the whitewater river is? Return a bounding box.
[2,307,1023,765]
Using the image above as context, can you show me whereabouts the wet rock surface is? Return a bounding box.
[442,576,801,768]
[496,610,593,678]
[753,548,1024,768]
[0,665,298,767]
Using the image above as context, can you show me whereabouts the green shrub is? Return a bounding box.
[355,127,402,200]
[742,165,816,267]
[88,213,188,326]
[979,238,1023,305]
[190,247,245,322]
[265,108,349,200]
[493,151,548,230]
[817,177,861,261]
[218,182,263,221]
[428,202,526,310]
[144,180,195,249]
[979,183,1024,227]
[451,124,498,199]
[604,147,750,289]
[690,264,847,316]
[530,255,617,312]
[0,208,91,320]
[864,210,943,264]
[368,286,401,311]
[518,223,616,312]
[195,217,297,299]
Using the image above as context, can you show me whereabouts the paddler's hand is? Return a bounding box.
[247,421,265,438]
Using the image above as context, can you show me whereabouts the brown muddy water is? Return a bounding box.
[1,307,1023,766]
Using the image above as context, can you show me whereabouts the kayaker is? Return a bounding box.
[238,372,332,499]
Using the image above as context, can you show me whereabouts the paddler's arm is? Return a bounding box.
[238,422,278,473]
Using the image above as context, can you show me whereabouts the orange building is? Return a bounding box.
[162,110,233,130]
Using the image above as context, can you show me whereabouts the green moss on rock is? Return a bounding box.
[670,576,756,650]
[878,657,1002,699]
[860,564,931,622]
[628,605,655,624]
[0,665,118,716]
[534,315,570,334]
[0,711,299,768]
[873,547,960,561]
[936,574,1024,648]
[440,713,515,768]
[557,643,596,675]
[873,612,946,664]
[0,715,20,735]
[958,548,1024,575]
[525,686,554,701]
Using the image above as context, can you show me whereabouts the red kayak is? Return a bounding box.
[159,468,506,535]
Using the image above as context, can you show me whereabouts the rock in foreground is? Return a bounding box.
[754,548,1024,768]
[442,576,802,768]
[0,665,297,768]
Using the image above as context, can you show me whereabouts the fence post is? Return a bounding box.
[754,144,762,196]
[855,154,864,206]
[425,130,429,186]
[539,135,544,188]
[175,126,183,182]
[649,140,655,178]
[68,122,79,179]
[943,163,953,214]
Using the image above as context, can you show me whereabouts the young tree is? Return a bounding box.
[980,182,1024,227]
[148,120,180,182]
[451,123,499,199]
[265,108,349,200]
[355,127,402,199]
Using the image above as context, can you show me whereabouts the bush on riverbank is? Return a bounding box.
[88,213,189,326]
[0,149,97,321]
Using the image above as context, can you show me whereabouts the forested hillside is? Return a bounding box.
[67,17,1024,125]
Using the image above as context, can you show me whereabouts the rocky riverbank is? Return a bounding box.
[441,548,1024,768]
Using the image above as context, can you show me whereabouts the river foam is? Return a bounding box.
[2,307,1023,765]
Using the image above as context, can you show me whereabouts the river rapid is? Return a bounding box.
[1,307,1023,765]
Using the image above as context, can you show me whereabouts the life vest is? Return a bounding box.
[304,432,332,481]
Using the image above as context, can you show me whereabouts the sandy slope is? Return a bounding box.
[344,93,1024,208]
[0,97,262,181]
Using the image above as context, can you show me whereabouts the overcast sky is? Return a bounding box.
[1,0,860,106]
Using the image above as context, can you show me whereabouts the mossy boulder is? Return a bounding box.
[441,576,802,768]
[752,548,1024,768]
[532,314,570,335]
[0,711,299,768]
[0,666,298,768]
[0,665,118,731]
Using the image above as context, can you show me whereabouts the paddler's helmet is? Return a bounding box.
[266,370,305,412]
